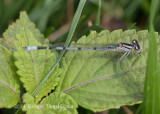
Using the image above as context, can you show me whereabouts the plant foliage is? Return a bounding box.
[13,12,61,103]
[0,46,20,108]
[0,11,160,113]
[58,30,156,112]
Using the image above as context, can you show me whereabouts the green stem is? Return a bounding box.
[95,0,101,25]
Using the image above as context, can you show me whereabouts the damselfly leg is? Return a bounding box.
[116,51,131,73]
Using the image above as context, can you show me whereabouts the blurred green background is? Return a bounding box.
[0,0,159,114]
[1,0,159,44]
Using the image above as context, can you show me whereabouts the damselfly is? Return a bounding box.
[24,39,141,72]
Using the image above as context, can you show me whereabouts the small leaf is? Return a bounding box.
[22,92,78,114]
[3,11,46,49]
[40,92,78,114]
[22,93,42,114]
[57,29,159,112]
[14,27,60,102]
[0,46,20,108]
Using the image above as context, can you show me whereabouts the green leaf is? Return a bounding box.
[22,93,42,114]
[0,38,6,46]
[41,92,78,114]
[14,27,60,102]
[3,11,46,49]
[57,29,156,112]
[22,92,78,114]
[0,45,20,108]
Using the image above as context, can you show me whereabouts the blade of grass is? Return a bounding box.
[1,0,25,24]
[95,0,101,25]
[125,0,142,18]
[29,0,63,31]
[0,0,25,34]
[22,0,35,11]
[0,0,5,20]
[31,0,87,97]
[142,0,160,114]
[141,0,150,14]
[36,0,63,31]
[0,0,5,34]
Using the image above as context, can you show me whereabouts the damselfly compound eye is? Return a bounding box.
[131,39,141,54]
[132,40,140,50]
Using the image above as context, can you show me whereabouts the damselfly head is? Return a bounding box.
[132,39,141,54]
